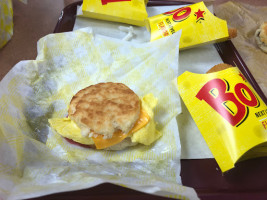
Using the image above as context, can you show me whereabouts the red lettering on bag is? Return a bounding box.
[158,22,169,37]
[164,7,191,22]
[196,79,247,126]
[235,83,258,107]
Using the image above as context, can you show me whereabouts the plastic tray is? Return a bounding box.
[32,1,267,200]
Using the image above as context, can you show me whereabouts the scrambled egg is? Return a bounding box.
[131,93,162,145]
[48,93,162,148]
[48,118,94,145]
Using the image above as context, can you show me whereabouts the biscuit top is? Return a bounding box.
[68,82,140,138]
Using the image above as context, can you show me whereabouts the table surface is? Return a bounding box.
[1,1,267,200]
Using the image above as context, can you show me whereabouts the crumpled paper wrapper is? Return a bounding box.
[74,4,217,159]
[215,1,267,97]
[0,27,198,200]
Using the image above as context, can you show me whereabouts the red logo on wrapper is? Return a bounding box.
[101,0,131,5]
[194,9,205,23]
[157,21,170,37]
[164,7,191,22]
[196,78,259,127]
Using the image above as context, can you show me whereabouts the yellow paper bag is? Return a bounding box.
[177,67,267,172]
[82,0,148,26]
[147,1,229,49]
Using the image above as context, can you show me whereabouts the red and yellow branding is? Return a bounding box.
[163,7,191,22]
[82,0,148,26]
[177,67,267,172]
[196,78,260,127]
[146,1,229,49]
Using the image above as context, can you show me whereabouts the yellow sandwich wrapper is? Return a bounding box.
[0,27,199,200]
[177,67,267,172]
[147,1,229,49]
[81,0,148,26]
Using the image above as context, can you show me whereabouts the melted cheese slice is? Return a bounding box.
[93,109,150,149]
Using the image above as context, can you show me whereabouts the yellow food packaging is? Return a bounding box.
[82,0,148,26]
[177,67,267,172]
[147,1,229,49]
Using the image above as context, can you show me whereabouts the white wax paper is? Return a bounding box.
[0,27,198,200]
[75,4,219,159]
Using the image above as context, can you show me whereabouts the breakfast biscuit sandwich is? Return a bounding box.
[49,82,161,150]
